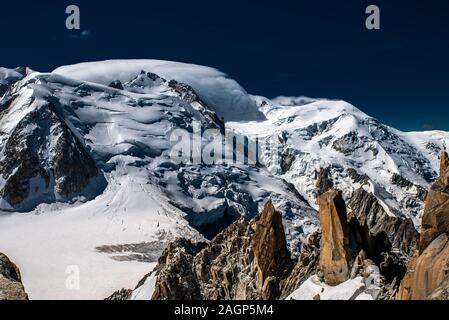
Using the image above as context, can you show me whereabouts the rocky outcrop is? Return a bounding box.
[316,167,334,195]
[152,239,206,300]
[348,188,418,260]
[105,288,133,300]
[144,186,414,300]
[151,200,316,300]
[0,253,28,300]
[314,187,414,297]
[391,173,427,201]
[317,189,351,285]
[397,151,449,300]
[397,233,449,300]
[0,102,105,211]
[251,201,291,298]
[419,151,449,252]
[279,232,320,299]
[108,80,124,90]
[167,79,225,133]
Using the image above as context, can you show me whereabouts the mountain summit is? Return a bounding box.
[0,60,448,299]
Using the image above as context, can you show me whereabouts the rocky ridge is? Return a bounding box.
[150,200,309,300]
[0,253,28,300]
[131,188,412,300]
[397,151,449,299]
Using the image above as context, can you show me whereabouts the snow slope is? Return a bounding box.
[286,275,375,300]
[0,165,201,299]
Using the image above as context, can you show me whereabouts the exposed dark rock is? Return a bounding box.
[152,239,206,300]
[105,288,133,300]
[392,173,414,189]
[0,102,104,210]
[391,173,427,201]
[346,168,369,184]
[295,116,339,140]
[0,253,28,300]
[108,80,124,90]
[190,209,239,240]
[167,79,225,133]
[348,188,418,260]
[280,152,295,173]
[316,167,334,195]
[279,232,320,299]
[146,72,165,82]
[95,241,168,263]
[332,131,369,156]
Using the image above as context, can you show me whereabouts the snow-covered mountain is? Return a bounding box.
[229,96,448,227]
[0,60,447,300]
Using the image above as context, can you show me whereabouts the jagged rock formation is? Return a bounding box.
[419,151,449,252]
[316,167,334,195]
[284,189,396,300]
[279,232,320,299]
[149,189,415,300]
[391,173,427,201]
[0,253,28,300]
[251,201,291,298]
[348,188,418,262]
[397,151,449,300]
[0,101,105,211]
[314,188,414,298]
[152,239,206,300]
[151,200,317,300]
[317,189,351,285]
[105,288,133,300]
[398,234,449,300]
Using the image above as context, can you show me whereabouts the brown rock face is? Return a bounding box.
[397,233,449,300]
[419,151,449,253]
[0,253,28,300]
[398,150,449,300]
[440,151,449,181]
[251,200,290,297]
[317,189,351,286]
[347,187,418,282]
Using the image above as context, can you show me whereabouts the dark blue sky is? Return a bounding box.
[1,0,448,131]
